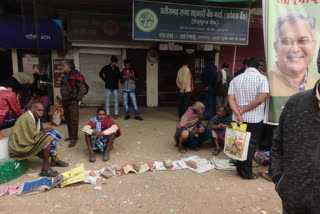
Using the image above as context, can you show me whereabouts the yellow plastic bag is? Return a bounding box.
[230,122,247,132]
[60,164,85,188]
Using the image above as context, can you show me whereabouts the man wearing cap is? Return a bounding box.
[121,59,143,120]
[99,55,121,119]
[60,59,88,148]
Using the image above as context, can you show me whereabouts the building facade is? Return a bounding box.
[0,0,264,107]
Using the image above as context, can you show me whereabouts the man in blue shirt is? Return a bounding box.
[201,56,218,120]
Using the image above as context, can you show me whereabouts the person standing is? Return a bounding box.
[176,58,194,118]
[259,11,319,182]
[272,81,320,213]
[201,56,218,120]
[60,59,88,148]
[99,55,121,119]
[234,58,248,77]
[121,59,143,120]
[214,63,232,110]
[258,60,265,74]
[228,57,269,179]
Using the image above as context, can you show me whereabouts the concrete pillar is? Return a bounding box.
[11,49,18,74]
[146,56,158,107]
[73,47,80,70]
[215,52,220,68]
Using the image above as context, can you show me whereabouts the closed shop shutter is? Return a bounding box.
[79,53,122,105]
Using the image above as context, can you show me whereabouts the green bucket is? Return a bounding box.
[0,158,28,185]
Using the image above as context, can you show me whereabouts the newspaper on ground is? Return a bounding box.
[182,156,215,173]
[60,164,86,188]
[82,168,105,184]
[153,161,167,171]
[172,160,188,170]
[211,157,236,171]
[18,177,52,196]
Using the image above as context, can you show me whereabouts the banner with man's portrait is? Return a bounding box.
[263,0,320,124]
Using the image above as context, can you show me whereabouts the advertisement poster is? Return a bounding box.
[53,59,69,87]
[133,0,250,45]
[263,0,320,124]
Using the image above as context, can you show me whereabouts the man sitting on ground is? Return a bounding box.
[82,108,121,162]
[9,102,68,177]
[174,101,212,153]
[0,83,22,139]
[207,106,232,155]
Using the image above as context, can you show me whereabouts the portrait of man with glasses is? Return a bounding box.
[267,11,319,123]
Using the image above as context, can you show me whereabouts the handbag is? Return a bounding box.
[223,123,251,161]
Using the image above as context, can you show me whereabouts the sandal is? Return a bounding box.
[212,148,222,155]
[50,160,69,167]
[257,171,272,182]
[242,173,259,180]
[40,168,59,177]
[68,140,77,148]
[178,146,187,153]
[103,153,109,162]
[89,154,96,163]
[191,146,200,151]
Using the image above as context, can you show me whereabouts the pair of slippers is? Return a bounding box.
[40,160,69,177]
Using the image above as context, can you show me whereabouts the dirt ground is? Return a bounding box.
[0,107,282,214]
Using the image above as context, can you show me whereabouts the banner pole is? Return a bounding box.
[232,45,237,77]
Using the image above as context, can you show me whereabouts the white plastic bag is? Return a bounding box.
[223,123,251,161]
[52,109,62,126]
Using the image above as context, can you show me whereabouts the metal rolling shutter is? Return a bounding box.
[79,53,122,105]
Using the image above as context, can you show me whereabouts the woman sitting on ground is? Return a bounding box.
[207,106,232,155]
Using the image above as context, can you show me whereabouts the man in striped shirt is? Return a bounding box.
[228,57,269,179]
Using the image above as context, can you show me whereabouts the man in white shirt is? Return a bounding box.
[82,108,121,162]
[228,57,269,179]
